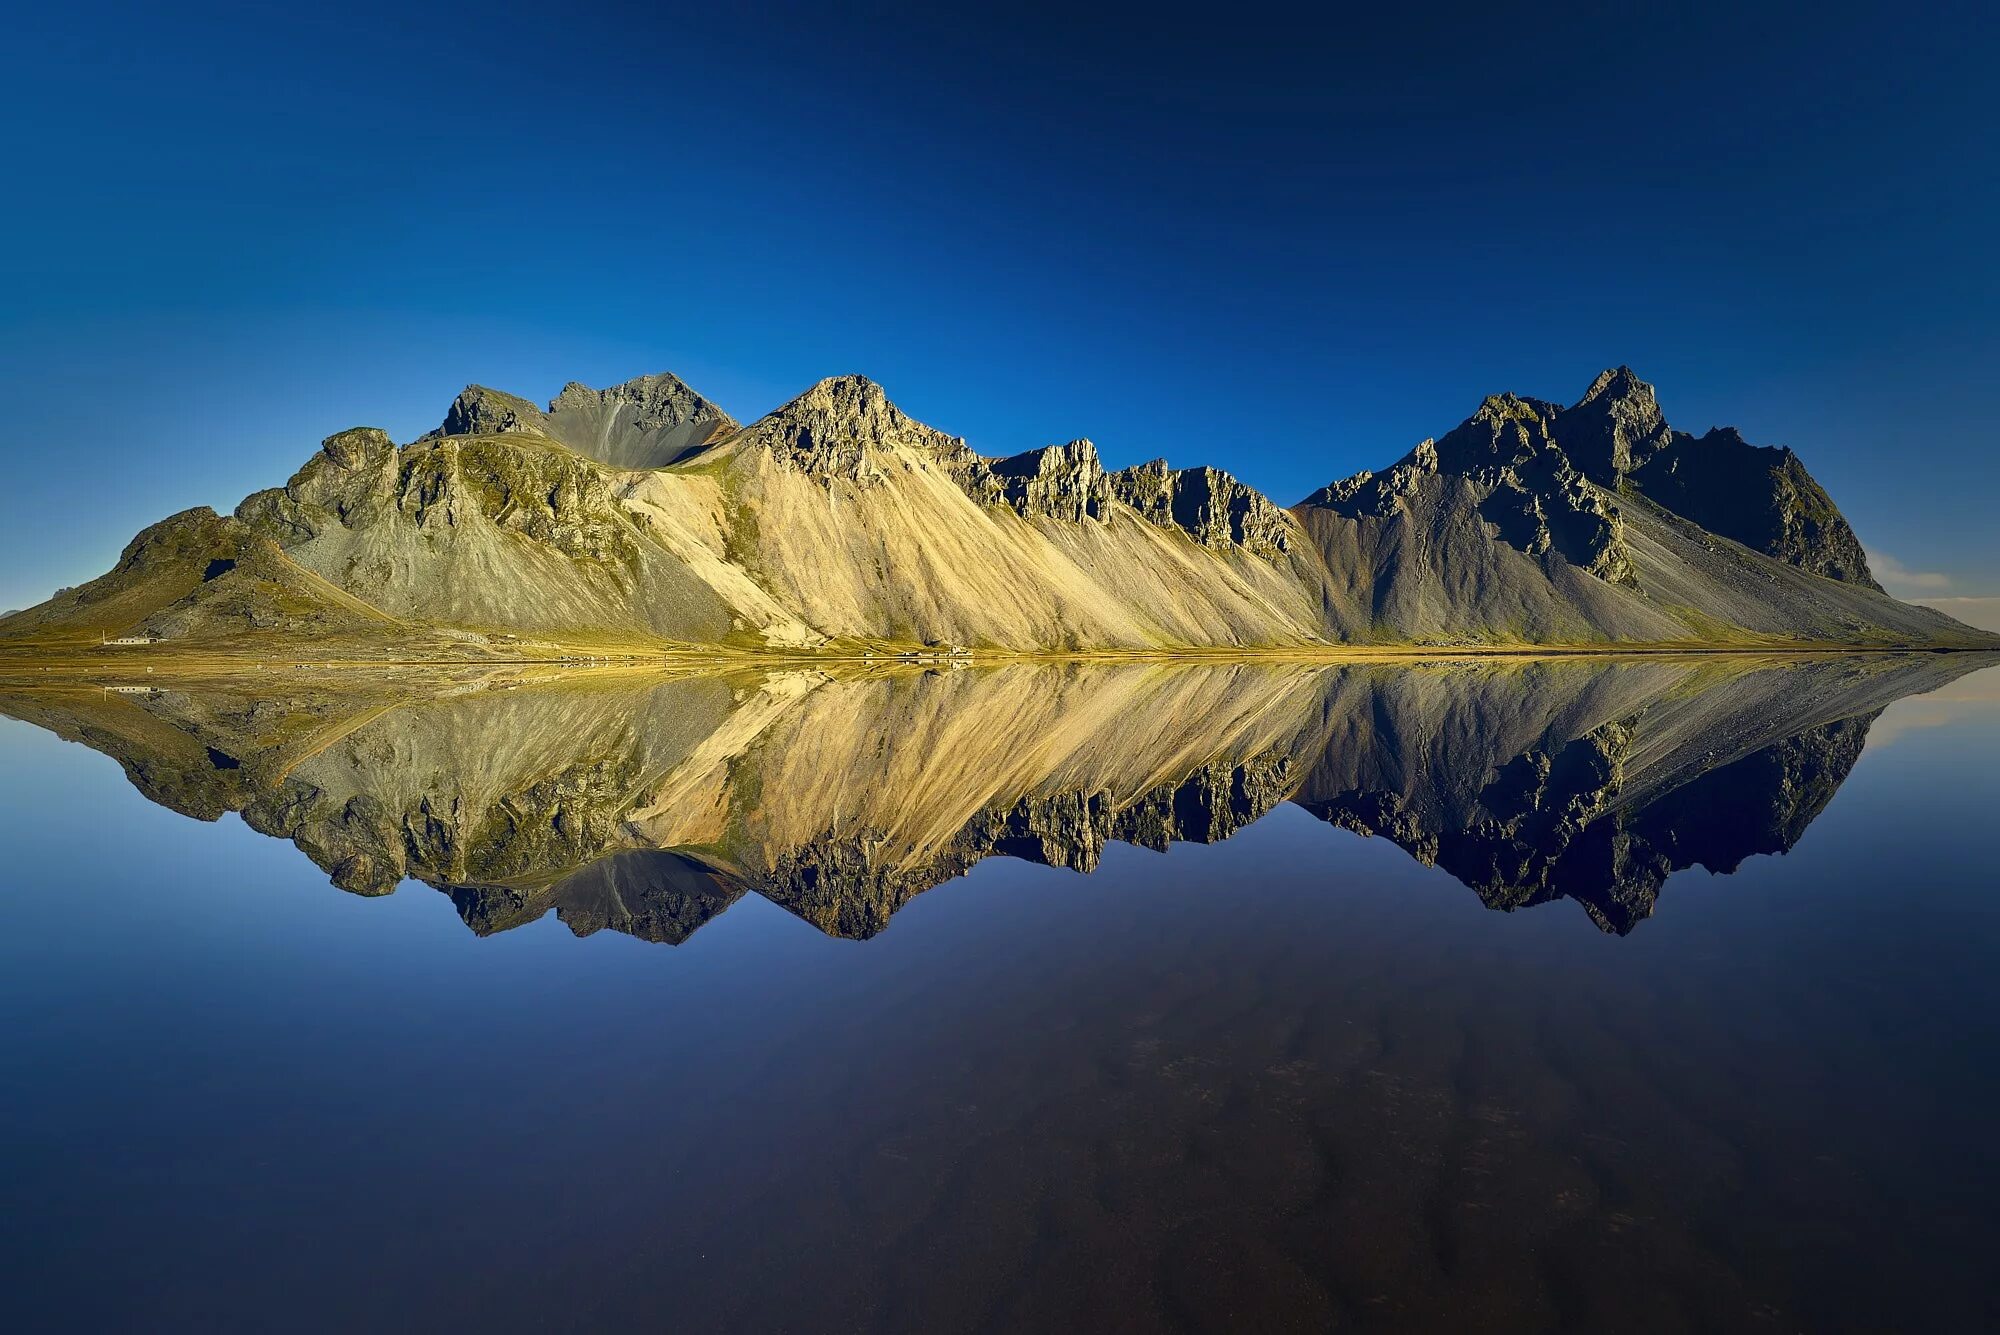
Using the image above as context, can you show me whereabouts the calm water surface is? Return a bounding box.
[2,656,1997,1332]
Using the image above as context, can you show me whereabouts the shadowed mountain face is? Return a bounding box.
[4,654,1986,942]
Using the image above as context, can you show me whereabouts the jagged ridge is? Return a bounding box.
[3,366,1990,653]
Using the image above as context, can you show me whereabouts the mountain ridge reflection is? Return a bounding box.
[5,654,1987,942]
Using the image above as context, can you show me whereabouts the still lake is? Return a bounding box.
[2,655,1997,1332]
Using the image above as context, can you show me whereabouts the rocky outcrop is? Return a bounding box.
[1309,395,1632,582]
[1557,365,1675,481]
[929,440,1297,557]
[244,428,638,567]
[1109,461,1296,557]
[237,428,402,541]
[433,386,547,441]
[987,441,1113,523]
[404,438,641,565]
[933,439,1112,522]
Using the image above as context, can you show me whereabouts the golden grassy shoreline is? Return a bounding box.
[2,638,1994,690]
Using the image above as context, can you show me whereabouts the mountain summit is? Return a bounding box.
[1292,368,1898,643]
[428,371,737,469]
[2,367,1987,656]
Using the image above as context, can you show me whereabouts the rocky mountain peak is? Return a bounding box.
[428,372,736,470]
[781,375,898,428]
[436,385,547,440]
[1559,366,1670,481]
[1299,364,1888,594]
[740,376,968,484]
[1577,365,1656,407]
[542,371,737,468]
[1434,395,1561,475]
[551,370,705,412]
[1473,392,1555,423]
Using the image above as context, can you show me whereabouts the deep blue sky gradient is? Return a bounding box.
[2,1,1995,614]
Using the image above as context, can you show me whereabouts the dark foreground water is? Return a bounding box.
[2,655,1997,1333]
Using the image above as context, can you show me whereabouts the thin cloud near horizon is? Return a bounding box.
[1866,548,1954,593]
[1858,549,1999,632]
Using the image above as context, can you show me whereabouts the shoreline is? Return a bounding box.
[2,639,1996,688]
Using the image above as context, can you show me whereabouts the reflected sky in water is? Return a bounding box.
[2,658,1998,1332]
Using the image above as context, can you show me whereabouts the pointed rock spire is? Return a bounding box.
[1557,365,1670,481]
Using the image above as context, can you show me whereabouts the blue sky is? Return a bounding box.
[2,1,1995,622]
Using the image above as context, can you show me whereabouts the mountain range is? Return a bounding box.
[2,654,1980,940]
[3,367,1989,654]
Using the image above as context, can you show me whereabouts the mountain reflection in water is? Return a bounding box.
[3,653,1983,942]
